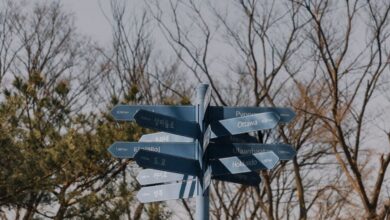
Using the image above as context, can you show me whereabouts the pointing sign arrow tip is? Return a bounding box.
[107,142,120,156]
[261,152,279,169]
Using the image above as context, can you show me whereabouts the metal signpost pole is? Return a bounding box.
[196,84,209,220]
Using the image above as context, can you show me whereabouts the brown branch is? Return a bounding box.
[371,154,390,211]
[181,200,194,220]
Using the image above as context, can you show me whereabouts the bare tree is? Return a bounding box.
[146,0,322,219]
[0,1,20,86]
[289,0,390,219]
[0,2,134,219]
[96,0,194,108]
[147,0,390,219]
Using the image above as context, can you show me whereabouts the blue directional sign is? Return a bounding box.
[134,150,201,176]
[213,172,261,186]
[137,169,195,185]
[139,132,193,143]
[111,105,195,121]
[214,133,258,143]
[134,109,200,138]
[210,112,280,138]
[207,143,296,161]
[211,151,279,176]
[208,106,295,123]
[108,142,196,159]
[137,180,199,203]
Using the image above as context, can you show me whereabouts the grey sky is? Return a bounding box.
[37,0,390,156]
[61,0,112,44]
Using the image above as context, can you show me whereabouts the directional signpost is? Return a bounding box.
[137,180,199,203]
[108,142,196,159]
[134,150,200,176]
[207,143,296,161]
[207,106,296,123]
[210,151,279,175]
[134,109,200,138]
[209,112,280,138]
[213,172,262,186]
[107,84,297,220]
[216,133,259,143]
[196,84,211,220]
[136,169,195,186]
[111,105,195,121]
[139,132,193,143]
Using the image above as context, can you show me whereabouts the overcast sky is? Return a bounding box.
[61,0,113,44]
[31,0,390,148]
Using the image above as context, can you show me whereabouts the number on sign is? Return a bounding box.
[153,157,166,166]
[153,172,168,179]
[153,189,163,198]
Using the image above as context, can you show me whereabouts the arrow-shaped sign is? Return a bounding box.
[134,109,200,138]
[209,112,280,138]
[213,133,258,143]
[139,132,193,143]
[108,142,196,159]
[213,172,262,186]
[207,106,295,124]
[207,143,296,161]
[211,151,279,176]
[136,169,195,186]
[137,180,199,203]
[111,105,195,121]
[134,150,201,176]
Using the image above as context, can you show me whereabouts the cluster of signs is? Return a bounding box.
[108,86,296,203]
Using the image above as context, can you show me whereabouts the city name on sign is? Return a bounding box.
[207,143,296,161]
[207,106,296,124]
[209,112,280,138]
[108,142,196,159]
[211,151,279,176]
